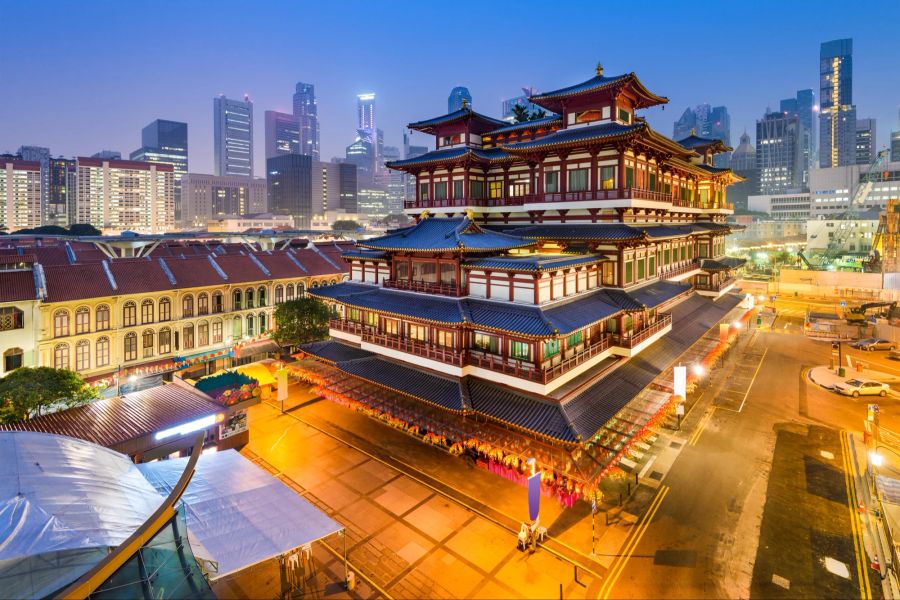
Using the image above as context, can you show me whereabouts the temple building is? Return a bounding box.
[295,65,747,502]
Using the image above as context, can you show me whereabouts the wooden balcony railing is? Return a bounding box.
[540,336,611,383]
[614,313,672,349]
[361,331,464,366]
[694,277,736,293]
[659,260,699,279]
[329,319,372,336]
[382,279,461,296]
[469,351,542,382]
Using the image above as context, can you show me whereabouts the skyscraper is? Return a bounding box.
[448,87,472,113]
[892,109,900,162]
[48,157,76,226]
[756,110,804,195]
[266,154,313,228]
[673,105,731,167]
[855,118,876,165]
[819,38,856,168]
[264,110,301,159]
[349,93,380,185]
[293,82,320,160]
[180,173,267,227]
[17,146,50,224]
[728,132,758,212]
[357,93,376,133]
[214,95,254,177]
[1,159,42,231]
[780,89,815,185]
[501,87,541,122]
[130,120,188,220]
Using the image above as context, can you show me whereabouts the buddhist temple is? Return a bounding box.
[292,65,747,504]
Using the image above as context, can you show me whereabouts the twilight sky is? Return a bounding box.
[2,0,899,173]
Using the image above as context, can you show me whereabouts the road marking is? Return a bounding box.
[638,456,657,480]
[824,556,851,579]
[689,406,716,446]
[723,347,769,414]
[821,450,835,460]
[319,539,396,600]
[772,574,791,589]
[598,485,669,599]
[839,431,872,600]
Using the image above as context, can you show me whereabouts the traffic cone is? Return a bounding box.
[859,500,867,513]
[871,556,880,571]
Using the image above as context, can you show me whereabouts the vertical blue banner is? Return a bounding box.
[528,473,541,522]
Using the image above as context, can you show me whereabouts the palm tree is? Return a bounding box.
[511,104,531,123]
[529,109,548,121]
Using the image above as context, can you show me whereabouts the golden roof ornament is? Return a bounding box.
[595,63,604,77]
[465,208,475,221]
[420,209,431,220]
[461,98,469,109]
[690,127,696,136]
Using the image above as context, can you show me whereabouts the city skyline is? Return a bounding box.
[2,1,900,175]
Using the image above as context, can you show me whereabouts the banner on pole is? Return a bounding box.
[528,472,541,522]
[673,365,686,399]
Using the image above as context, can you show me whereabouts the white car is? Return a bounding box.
[833,378,890,397]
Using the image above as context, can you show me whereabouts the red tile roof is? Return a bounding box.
[251,252,308,279]
[107,258,175,294]
[0,270,37,302]
[293,248,349,275]
[0,383,222,449]
[30,246,70,266]
[42,263,116,302]
[209,254,268,283]
[160,256,227,288]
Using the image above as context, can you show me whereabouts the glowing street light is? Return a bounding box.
[870,451,885,468]
[732,320,743,330]
[692,364,705,377]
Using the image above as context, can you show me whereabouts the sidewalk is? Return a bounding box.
[809,365,900,389]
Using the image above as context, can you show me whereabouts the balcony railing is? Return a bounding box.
[659,260,700,279]
[361,331,464,366]
[694,277,736,293]
[469,350,542,382]
[329,319,372,337]
[540,336,611,383]
[615,313,672,349]
[383,278,461,296]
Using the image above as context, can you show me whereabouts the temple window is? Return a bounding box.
[649,255,657,275]
[419,182,429,200]
[453,180,463,198]
[664,183,671,195]
[473,332,499,354]
[625,261,634,284]
[434,182,448,200]
[470,180,485,199]
[602,262,616,286]
[349,308,361,322]
[395,262,409,281]
[618,108,631,123]
[567,168,588,192]
[439,263,456,285]
[649,173,657,190]
[637,259,645,280]
[365,312,377,326]
[625,167,635,188]
[543,339,560,358]
[408,323,428,341]
[510,340,531,361]
[435,330,454,347]
[545,170,559,193]
[600,166,615,190]
[663,248,671,264]
[567,331,583,347]
[384,319,399,336]
[489,181,503,199]
[412,261,437,283]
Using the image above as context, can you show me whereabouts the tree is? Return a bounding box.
[529,109,548,121]
[332,219,361,232]
[16,225,69,235]
[68,223,102,236]
[0,367,98,424]
[271,297,332,347]
[511,104,531,124]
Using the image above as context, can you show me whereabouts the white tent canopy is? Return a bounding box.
[138,449,343,579]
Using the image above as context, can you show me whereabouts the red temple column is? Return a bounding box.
[590,150,599,198]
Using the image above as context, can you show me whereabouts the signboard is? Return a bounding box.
[675,403,685,417]
[719,323,730,344]
[219,410,248,439]
[673,365,687,399]
[277,369,288,402]
[527,472,541,522]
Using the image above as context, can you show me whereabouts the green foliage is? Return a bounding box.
[530,109,548,120]
[511,104,531,123]
[332,219,361,232]
[272,297,332,346]
[16,225,69,235]
[0,367,98,424]
[68,223,102,236]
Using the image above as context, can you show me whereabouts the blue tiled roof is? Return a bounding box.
[563,293,741,440]
[358,217,533,253]
[543,292,621,334]
[484,116,562,135]
[464,300,555,336]
[503,121,645,152]
[306,281,378,301]
[342,249,387,261]
[529,72,668,112]
[597,289,646,311]
[300,340,374,363]
[336,357,466,411]
[700,257,746,271]
[677,134,732,153]
[636,225,691,239]
[463,253,610,272]
[466,379,578,442]
[529,73,631,102]
[627,280,692,309]
[351,289,465,324]
[697,163,734,174]
[678,222,732,233]
[408,108,506,131]
[385,146,515,170]
[490,223,646,242]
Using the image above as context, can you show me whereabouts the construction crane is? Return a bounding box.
[823,148,891,264]
[864,198,900,272]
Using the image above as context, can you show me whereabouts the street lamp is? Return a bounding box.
[692,364,705,377]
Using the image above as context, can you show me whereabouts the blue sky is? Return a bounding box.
[2,0,899,172]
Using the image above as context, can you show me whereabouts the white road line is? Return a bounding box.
[638,455,658,479]
[719,348,770,413]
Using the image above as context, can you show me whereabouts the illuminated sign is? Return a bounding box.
[153,414,220,441]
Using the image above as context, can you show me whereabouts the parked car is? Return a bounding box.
[850,338,897,351]
[833,378,890,397]
[890,349,900,361]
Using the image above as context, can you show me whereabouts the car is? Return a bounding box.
[833,378,890,397]
[890,349,900,361]
[851,338,897,351]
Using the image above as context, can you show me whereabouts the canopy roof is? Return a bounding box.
[677,133,733,154]
[407,107,506,135]
[529,71,669,113]
[503,121,646,154]
[463,253,611,273]
[139,450,342,579]
[699,257,747,271]
[357,217,534,253]
[484,115,562,136]
[385,146,514,171]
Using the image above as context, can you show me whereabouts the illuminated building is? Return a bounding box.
[264,110,302,159]
[855,117,876,165]
[48,157,76,226]
[130,120,189,221]
[756,110,804,195]
[448,86,472,113]
[180,173,267,227]
[819,38,857,168]
[293,82,320,160]
[1,159,43,231]
[75,157,175,233]
[214,94,254,177]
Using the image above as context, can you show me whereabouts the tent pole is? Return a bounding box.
[343,529,349,584]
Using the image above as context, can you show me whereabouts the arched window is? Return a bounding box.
[76,340,90,371]
[245,288,255,309]
[96,304,110,331]
[159,327,172,354]
[75,307,90,334]
[142,329,155,358]
[311,281,318,289]
[246,314,255,337]
[212,319,223,344]
[141,299,154,324]
[122,302,136,327]
[297,282,305,298]
[53,309,70,337]
[182,294,194,318]
[257,286,267,307]
[198,320,209,346]
[212,291,224,313]
[96,336,110,367]
[274,285,284,304]
[183,324,195,350]
[3,347,23,372]
[286,283,295,301]
[232,316,242,339]
[159,298,171,321]
[123,332,137,361]
[258,312,267,332]
[54,343,70,370]
[330,278,337,285]
[0,307,24,331]
[232,289,243,311]
[198,292,209,315]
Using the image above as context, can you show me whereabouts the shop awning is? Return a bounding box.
[173,346,233,366]
[234,339,281,359]
[232,363,277,387]
[138,450,343,579]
